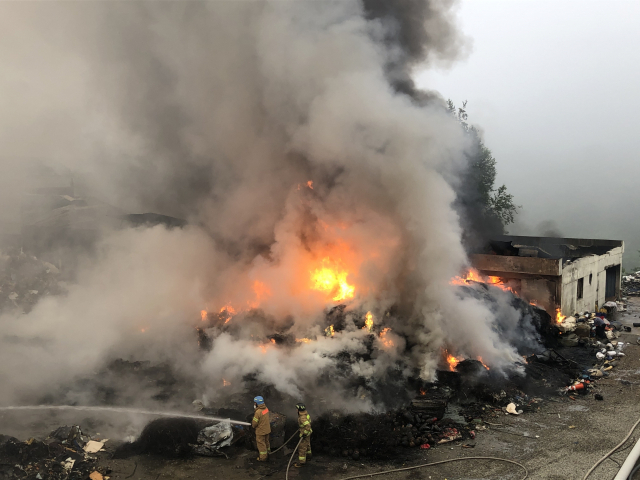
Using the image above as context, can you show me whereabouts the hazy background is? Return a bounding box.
[417,0,640,269]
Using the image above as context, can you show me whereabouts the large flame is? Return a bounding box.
[555,308,566,324]
[311,257,355,301]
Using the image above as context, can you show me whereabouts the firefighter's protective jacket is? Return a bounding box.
[298,410,312,437]
[252,405,271,435]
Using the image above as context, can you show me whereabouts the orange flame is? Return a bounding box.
[296,338,311,343]
[477,357,490,370]
[379,327,394,348]
[247,281,271,309]
[444,349,462,371]
[270,338,276,344]
[259,344,267,354]
[325,325,335,337]
[220,305,237,324]
[555,308,566,324]
[363,311,374,332]
[306,180,314,189]
[311,257,355,301]
[419,388,427,396]
[201,310,208,322]
[223,379,231,387]
[451,269,522,296]
[450,268,483,285]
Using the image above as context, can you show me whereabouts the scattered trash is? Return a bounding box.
[63,457,75,471]
[84,440,106,453]
[595,394,604,401]
[566,383,585,392]
[89,472,104,480]
[505,403,522,415]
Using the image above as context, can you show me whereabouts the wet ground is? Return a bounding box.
[3,298,640,479]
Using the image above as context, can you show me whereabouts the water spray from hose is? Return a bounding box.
[0,405,251,426]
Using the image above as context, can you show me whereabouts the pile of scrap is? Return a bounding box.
[311,404,475,460]
[0,425,108,480]
[623,272,640,296]
[553,309,627,348]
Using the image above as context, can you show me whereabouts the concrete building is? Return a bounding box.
[471,236,624,316]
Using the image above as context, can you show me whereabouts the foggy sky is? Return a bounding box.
[416,0,640,269]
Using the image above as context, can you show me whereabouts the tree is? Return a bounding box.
[448,100,519,230]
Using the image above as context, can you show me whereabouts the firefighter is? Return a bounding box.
[293,402,312,467]
[251,396,271,461]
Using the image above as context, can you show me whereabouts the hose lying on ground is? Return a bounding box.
[285,437,303,480]
[583,416,640,480]
[269,431,299,455]
[337,456,528,480]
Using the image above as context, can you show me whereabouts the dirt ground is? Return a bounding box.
[3,298,640,480]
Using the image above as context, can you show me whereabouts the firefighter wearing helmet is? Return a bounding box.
[293,402,312,467]
[251,396,271,461]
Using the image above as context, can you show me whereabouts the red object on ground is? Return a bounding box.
[469,430,476,439]
[567,383,585,392]
[420,443,430,449]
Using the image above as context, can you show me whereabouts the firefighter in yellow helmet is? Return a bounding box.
[293,403,312,467]
[251,396,271,461]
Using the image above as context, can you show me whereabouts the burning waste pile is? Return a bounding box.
[0,0,611,469]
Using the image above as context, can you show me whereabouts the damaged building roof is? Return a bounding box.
[479,235,624,261]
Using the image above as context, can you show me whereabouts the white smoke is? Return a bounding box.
[0,1,533,411]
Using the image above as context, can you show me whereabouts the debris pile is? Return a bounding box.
[311,407,475,460]
[623,272,640,296]
[0,425,109,480]
[0,248,65,314]
[531,307,632,400]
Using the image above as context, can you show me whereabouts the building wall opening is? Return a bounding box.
[577,277,584,300]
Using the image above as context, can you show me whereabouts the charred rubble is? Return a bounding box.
[0,425,110,480]
[3,285,625,465]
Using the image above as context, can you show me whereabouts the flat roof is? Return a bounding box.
[481,235,623,260]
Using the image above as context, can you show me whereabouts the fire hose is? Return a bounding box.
[583,415,640,480]
[285,437,303,480]
[269,431,299,455]
[336,457,528,480]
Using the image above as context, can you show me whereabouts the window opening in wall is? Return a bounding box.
[577,278,584,299]
[589,273,592,285]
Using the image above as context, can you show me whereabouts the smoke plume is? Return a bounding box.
[0,1,534,412]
